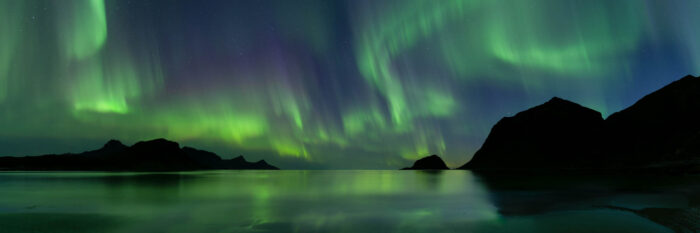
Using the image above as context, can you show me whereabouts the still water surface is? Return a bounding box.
[0,170,697,233]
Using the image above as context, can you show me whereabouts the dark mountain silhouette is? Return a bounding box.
[0,138,279,171]
[605,75,700,171]
[401,155,449,170]
[181,146,278,169]
[460,75,700,173]
[459,97,605,171]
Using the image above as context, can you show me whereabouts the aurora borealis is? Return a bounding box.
[1,0,699,169]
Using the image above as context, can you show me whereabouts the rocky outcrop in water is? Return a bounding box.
[401,155,450,170]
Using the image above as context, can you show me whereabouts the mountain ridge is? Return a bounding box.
[0,138,279,171]
[459,74,700,173]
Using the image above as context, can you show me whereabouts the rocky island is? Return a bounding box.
[401,155,450,170]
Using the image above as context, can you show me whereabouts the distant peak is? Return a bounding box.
[546,97,573,104]
[673,74,700,85]
[681,74,699,80]
[255,160,269,165]
[146,138,176,143]
[133,138,180,149]
[103,139,126,149]
[145,138,176,144]
[105,139,123,145]
[535,97,601,117]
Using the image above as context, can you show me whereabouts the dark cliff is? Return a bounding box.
[460,75,700,173]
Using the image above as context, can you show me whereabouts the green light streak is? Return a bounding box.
[70,59,134,114]
[356,0,475,125]
[69,47,164,114]
[151,97,270,143]
[342,106,387,136]
[2,0,697,168]
[482,1,642,75]
[0,1,25,103]
[57,0,107,60]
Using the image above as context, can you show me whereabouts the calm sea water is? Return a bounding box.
[0,170,697,233]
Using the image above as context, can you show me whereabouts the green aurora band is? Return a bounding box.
[1,0,699,168]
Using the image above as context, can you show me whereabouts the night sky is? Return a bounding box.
[1,0,699,169]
